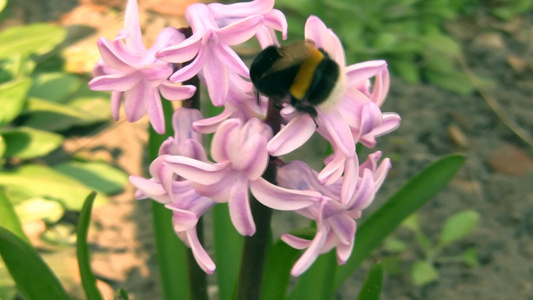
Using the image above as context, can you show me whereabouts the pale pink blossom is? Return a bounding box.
[250,152,391,276]
[164,118,273,236]
[266,16,400,184]
[156,3,265,106]
[88,0,196,134]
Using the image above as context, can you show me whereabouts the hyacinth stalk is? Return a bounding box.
[89,0,400,299]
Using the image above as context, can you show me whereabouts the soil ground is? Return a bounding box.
[3,1,533,299]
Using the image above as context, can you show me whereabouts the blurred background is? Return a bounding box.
[0,0,532,299]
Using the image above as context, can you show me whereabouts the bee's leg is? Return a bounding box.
[295,105,319,128]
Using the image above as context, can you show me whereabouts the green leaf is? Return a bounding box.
[401,213,420,232]
[392,60,420,83]
[77,192,103,300]
[14,198,64,223]
[383,237,408,253]
[23,98,108,131]
[53,161,128,195]
[288,251,337,300]
[357,262,383,300]
[410,261,439,286]
[333,155,465,290]
[114,288,129,300]
[460,247,479,267]
[0,226,70,300]
[0,0,7,13]
[380,257,401,275]
[0,188,28,243]
[424,69,475,95]
[0,78,32,126]
[1,127,63,159]
[439,210,479,247]
[213,205,243,300]
[0,164,108,210]
[260,239,300,300]
[28,73,81,103]
[0,24,67,59]
[0,136,5,157]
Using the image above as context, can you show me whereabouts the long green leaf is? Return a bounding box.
[334,155,465,289]
[357,262,383,300]
[0,226,70,300]
[213,205,243,300]
[260,240,300,300]
[0,188,28,243]
[77,191,103,300]
[149,100,190,300]
[288,250,337,300]
[0,79,32,127]
[1,127,63,159]
[0,24,66,58]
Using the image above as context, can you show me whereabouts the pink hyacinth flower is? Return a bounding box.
[250,153,391,276]
[164,118,273,236]
[208,0,287,48]
[129,107,217,273]
[88,0,196,134]
[130,157,217,274]
[156,3,265,106]
[266,16,400,184]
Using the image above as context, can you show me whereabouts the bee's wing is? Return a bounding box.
[263,40,317,76]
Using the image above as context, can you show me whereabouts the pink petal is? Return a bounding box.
[250,178,320,210]
[110,91,123,120]
[267,114,316,156]
[214,43,249,77]
[96,38,133,71]
[141,63,173,83]
[160,81,196,101]
[169,47,206,82]
[304,16,345,66]
[129,176,166,197]
[173,108,203,145]
[211,118,241,163]
[169,207,199,232]
[345,60,387,86]
[203,46,229,106]
[123,80,148,122]
[164,156,231,185]
[367,112,401,138]
[329,214,355,245]
[208,0,274,17]
[124,0,145,51]
[156,32,202,63]
[290,226,328,276]
[318,152,346,185]
[179,139,208,162]
[185,229,216,274]
[232,135,269,180]
[145,88,165,134]
[193,108,233,133]
[228,177,255,236]
[148,27,186,59]
[264,9,288,39]
[217,15,264,45]
[320,110,355,157]
[349,169,375,211]
[336,228,356,265]
[88,70,142,92]
[369,67,390,106]
[340,157,359,206]
[281,234,312,250]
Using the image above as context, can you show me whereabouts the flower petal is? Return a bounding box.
[250,177,320,210]
[88,70,142,92]
[228,177,255,236]
[290,226,328,276]
[320,109,355,157]
[185,229,216,274]
[214,43,249,77]
[345,60,387,87]
[281,234,312,250]
[211,118,241,163]
[160,81,197,101]
[110,91,123,120]
[96,38,133,71]
[124,0,145,51]
[168,207,199,232]
[169,47,206,82]
[164,156,231,185]
[123,79,148,122]
[217,15,264,45]
[267,114,316,156]
[203,46,229,106]
[145,88,165,134]
[156,32,202,63]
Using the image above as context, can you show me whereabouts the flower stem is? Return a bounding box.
[235,102,281,300]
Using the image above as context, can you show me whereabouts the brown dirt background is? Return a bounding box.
[3,0,533,299]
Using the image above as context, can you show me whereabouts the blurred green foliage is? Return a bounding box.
[273,0,532,94]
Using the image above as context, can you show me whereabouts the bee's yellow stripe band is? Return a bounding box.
[290,48,324,100]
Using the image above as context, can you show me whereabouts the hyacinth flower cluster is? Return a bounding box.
[89,0,401,277]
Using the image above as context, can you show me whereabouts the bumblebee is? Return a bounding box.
[250,40,344,118]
